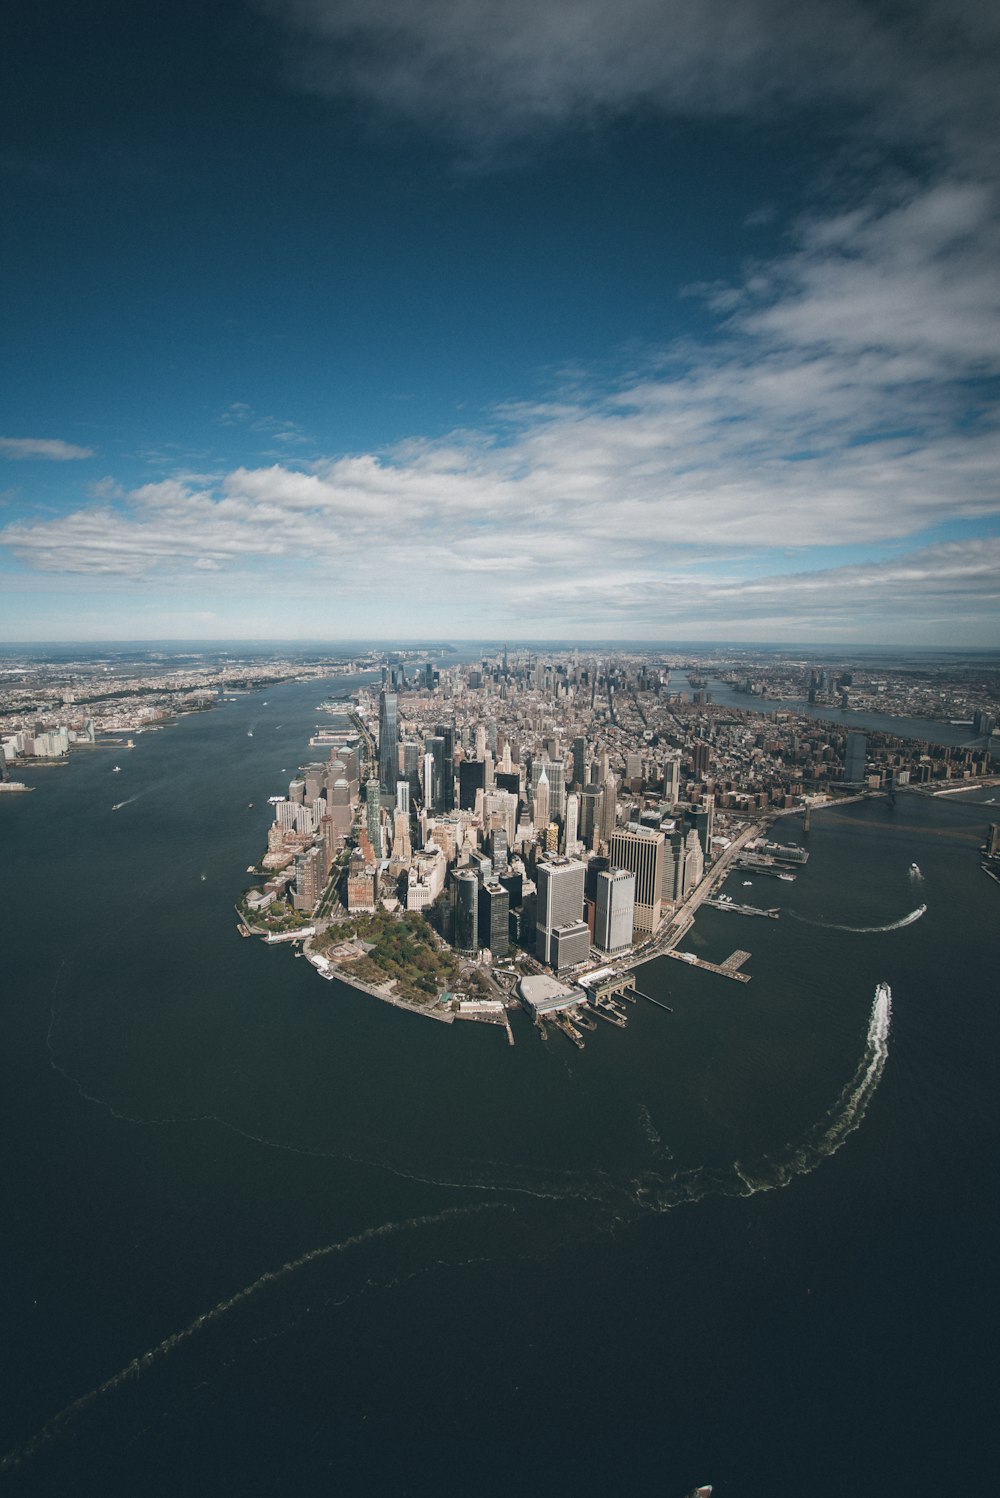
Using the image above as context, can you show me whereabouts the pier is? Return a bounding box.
[663,948,752,983]
[705,898,779,918]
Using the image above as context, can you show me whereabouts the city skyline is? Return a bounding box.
[2,1,998,644]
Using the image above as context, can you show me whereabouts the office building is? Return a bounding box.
[845,731,867,784]
[478,881,510,957]
[378,689,398,795]
[550,921,590,973]
[535,857,586,965]
[610,825,665,932]
[459,757,486,810]
[454,870,479,953]
[594,868,635,954]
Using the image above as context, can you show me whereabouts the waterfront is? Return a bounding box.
[1,674,997,1496]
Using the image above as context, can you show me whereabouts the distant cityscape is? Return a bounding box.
[233,647,999,1036]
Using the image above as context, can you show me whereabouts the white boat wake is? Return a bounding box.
[791,904,925,934]
[16,984,894,1475]
[639,983,892,1209]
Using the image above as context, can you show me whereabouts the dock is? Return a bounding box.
[663,948,752,983]
[705,899,779,918]
[635,991,674,1012]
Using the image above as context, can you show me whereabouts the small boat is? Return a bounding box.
[247,802,254,808]
[684,1488,712,1498]
[742,880,752,886]
[247,730,254,737]
[112,765,122,773]
[909,861,921,874]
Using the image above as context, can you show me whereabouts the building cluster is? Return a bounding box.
[721,657,1000,729]
[251,649,995,983]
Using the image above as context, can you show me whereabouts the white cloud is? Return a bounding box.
[266,0,1000,160]
[0,437,95,461]
[2,172,997,639]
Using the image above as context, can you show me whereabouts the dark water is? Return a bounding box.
[1,679,997,1496]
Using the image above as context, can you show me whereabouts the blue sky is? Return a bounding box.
[1,0,998,643]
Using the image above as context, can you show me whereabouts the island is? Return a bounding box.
[239,647,999,1045]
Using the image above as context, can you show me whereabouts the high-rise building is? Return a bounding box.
[550,921,590,973]
[459,757,486,810]
[529,758,566,821]
[435,723,455,811]
[454,870,479,953]
[610,826,665,932]
[425,734,445,809]
[845,731,867,784]
[533,766,550,830]
[396,780,410,815]
[563,792,579,856]
[478,881,509,957]
[378,690,398,795]
[599,772,618,847]
[594,868,635,954]
[365,777,382,854]
[571,736,587,788]
[535,857,585,965]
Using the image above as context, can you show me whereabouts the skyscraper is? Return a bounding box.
[535,857,585,965]
[610,826,665,933]
[378,689,398,795]
[533,766,550,830]
[845,731,867,784]
[454,870,479,953]
[594,868,635,954]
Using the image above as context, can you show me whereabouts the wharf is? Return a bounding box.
[705,899,779,918]
[663,948,752,983]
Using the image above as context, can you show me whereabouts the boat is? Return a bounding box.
[678,952,698,964]
[112,765,122,773]
[777,872,794,881]
[247,801,254,808]
[909,862,921,875]
[742,880,752,886]
[247,730,254,737]
[684,1488,713,1498]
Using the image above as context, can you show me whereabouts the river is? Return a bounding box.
[1,674,996,1496]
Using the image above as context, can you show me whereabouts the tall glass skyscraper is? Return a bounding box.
[378,690,398,795]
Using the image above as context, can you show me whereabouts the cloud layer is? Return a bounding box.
[0,437,95,462]
[270,0,1000,158]
[3,168,997,639]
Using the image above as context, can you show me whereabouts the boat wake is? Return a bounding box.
[638,983,892,1209]
[110,795,139,812]
[790,903,925,934]
[0,1202,511,1478]
[19,984,894,1475]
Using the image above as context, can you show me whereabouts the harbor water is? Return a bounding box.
[0,676,996,1496]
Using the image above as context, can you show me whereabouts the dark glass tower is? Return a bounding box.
[378,690,398,795]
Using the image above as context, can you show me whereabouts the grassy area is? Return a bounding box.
[314,909,460,1004]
